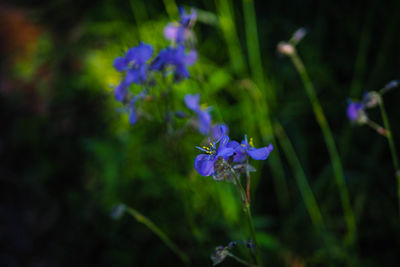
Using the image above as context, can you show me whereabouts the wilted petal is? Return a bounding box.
[184,93,200,111]
[248,144,273,160]
[195,154,215,176]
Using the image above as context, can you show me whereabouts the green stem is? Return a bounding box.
[227,252,259,267]
[289,50,356,245]
[244,81,290,212]
[125,206,190,265]
[378,99,400,214]
[274,122,325,230]
[228,166,263,266]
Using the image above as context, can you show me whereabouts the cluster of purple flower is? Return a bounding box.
[113,7,198,125]
[346,80,399,124]
[194,125,273,179]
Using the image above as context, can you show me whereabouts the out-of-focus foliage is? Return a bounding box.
[1,0,400,266]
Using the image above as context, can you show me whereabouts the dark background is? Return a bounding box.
[1,0,400,266]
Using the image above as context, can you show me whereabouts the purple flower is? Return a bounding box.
[184,93,211,134]
[194,136,234,176]
[228,135,273,162]
[151,45,197,80]
[347,101,366,123]
[113,42,154,101]
[164,6,197,43]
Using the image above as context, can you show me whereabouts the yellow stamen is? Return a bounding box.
[201,103,208,110]
[249,137,254,147]
[210,142,214,149]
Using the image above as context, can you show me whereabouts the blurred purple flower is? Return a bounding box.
[347,101,366,123]
[184,93,211,134]
[113,42,154,101]
[228,135,273,162]
[151,45,197,80]
[164,6,197,43]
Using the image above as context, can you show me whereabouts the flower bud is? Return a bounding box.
[363,91,381,108]
[277,42,295,56]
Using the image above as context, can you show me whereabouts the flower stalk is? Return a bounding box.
[228,164,262,267]
[283,43,356,244]
[378,99,400,215]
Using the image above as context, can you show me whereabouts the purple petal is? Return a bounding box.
[194,154,215,176]
[226,140,240,149]
[212,124,229,141]
[164,24,179,41]
[129,107,137,125]
[176,26,186,43]
[125,69,141,84]
[217,146,234,158]
[113,57,128,71]
[248,144,273,160]
[131,42,154,64]
[114,83,127,102]
[184,50,198,66]
[184,94,200,111]
[198,110,212,135]
[347,102,364,121]
[175,64,189,78]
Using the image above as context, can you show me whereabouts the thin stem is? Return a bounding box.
[125,206,190,265]
[228,165,263,266]
[366,119,387,137]
[289,50,356,245]
[378,99,400,215]
[227,252,259,267]
[274,122,325,230]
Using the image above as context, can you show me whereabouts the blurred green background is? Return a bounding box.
[1,0,400,266]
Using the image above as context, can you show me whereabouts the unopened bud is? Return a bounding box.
[384,80,399,92]
[277,42,295,56]
[363,91,381,108]
[110,204,126,220]
[291,28,307,44]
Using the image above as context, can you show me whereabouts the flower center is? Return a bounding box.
[202,142,216,155]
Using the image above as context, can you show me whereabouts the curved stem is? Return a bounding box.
[227,252,260,267]
[378,99,400,215]
[228,166,263,266]
[289,50,356,245]
[125,206,190,265]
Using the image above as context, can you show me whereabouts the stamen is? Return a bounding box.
[249,137,254,147]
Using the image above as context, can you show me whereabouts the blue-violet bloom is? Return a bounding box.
[347,101,366,123]
[151,45,197,80]
[194,135,234,176]
[228,135,273,162]
[164,6,197,43]
[184,93,212,134]
[113,42,154,101]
